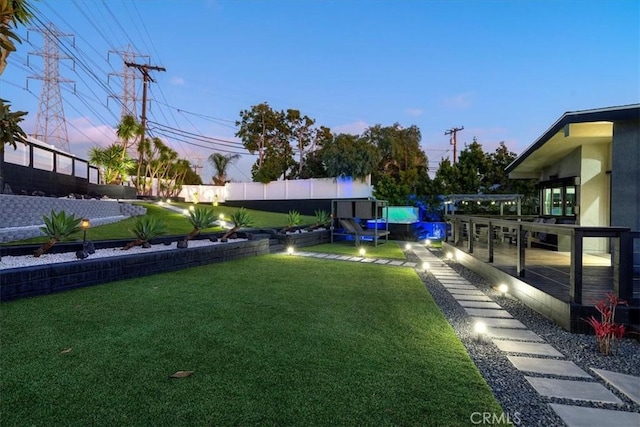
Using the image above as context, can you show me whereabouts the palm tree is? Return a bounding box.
[0,98,28,193]
[221,207,254,242]
[34,210,82,257]
[88,144,134,185]
[122,216,167,250]
[208,152,240,185]
[116,115,142,161]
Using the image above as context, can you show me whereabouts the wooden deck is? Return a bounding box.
[458,240,639,306]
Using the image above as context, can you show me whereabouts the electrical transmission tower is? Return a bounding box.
[108,45,148,119]
[445,126,464,164]
[28,22,75,153]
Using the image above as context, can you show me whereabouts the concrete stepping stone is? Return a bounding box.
[350,257,364,262]
[360,258,375,263]
[485,327,544,342]
[525,377,623,404]
[388,260,405,266]
[451,294,493,302]
[507,356,590,377]
[337,255,353,260]
[312,253,330,258]
[403,262,417,268]
[440,283,478,290]
[464,308,513,318]
[323,254,340,259]
[591,368,640,405]
[447,289,486,296]
[493,340,563,357]
[458,300,502,309]
[472,317,527,329]
[549,403,640,427]
[374,259,390,264]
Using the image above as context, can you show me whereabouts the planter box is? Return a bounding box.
[1,239,269,302]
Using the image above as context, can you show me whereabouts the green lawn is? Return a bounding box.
[8,203,317,244]
[0,255,503,426]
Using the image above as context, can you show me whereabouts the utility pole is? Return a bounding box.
[108,45,148,119]
[445,126,464,164]
[125,61,165,193]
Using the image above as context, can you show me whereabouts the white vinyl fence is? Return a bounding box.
[179,176,372,203]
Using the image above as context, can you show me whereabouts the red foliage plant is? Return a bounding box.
[583,292,627,355]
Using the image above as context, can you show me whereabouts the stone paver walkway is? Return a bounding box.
[409,244,640,427]
[291,245,640,427]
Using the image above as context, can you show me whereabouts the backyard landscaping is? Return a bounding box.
[0,253,504,426]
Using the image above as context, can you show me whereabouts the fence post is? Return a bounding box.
[468,219,474,253]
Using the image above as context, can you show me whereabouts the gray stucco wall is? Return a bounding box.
[611,120,640,232]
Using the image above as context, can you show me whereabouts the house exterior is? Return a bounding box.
[506,104,640,252]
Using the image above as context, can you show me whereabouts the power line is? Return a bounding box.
[444,126,464,164]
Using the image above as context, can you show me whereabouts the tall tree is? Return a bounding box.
[236,103,291,182]
[88,144,134,185]
[0,0,33,75]
[116,114,143,161]
[363,123,428,204]
[322,133,378,180]
[456,137,488,193]
[285,109,316,178]
[0,0,33,193]
[208,152,240,185]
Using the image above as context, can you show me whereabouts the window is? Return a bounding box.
[539,178,577,217]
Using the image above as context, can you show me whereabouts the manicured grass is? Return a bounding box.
[0,255,503,426]
[8,203,316,244]
[309,240,407,260]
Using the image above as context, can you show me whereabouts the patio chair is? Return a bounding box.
[339,218,389,246]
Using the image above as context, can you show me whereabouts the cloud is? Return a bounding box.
[170,76,185,86]
[405,108,424,117]
[65,117,117,157]
[332,120,369,136]
[443,92,474,109]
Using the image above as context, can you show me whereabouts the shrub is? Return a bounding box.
[583,292,628,355]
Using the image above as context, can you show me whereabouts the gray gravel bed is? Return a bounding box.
[409,249,640,426]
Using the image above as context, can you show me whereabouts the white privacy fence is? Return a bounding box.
[179,176,373,203]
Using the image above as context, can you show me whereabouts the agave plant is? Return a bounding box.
[280,210,302,234]
[179,207,218,246]
[307,209,330,230]
[122,216,167,250]
[34,210,82,257]
[221,207,254,242]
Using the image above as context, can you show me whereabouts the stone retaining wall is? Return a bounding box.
[0,195,146,243]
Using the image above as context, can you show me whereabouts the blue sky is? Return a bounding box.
[2,0,639,181]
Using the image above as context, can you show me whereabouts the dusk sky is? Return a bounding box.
[2,0,639,182]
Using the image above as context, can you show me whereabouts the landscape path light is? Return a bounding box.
[422,261,430,272]
[474,321,487,342]
[287,246,294,255]
[498,283,509,297]
[76,218,91,259]
[358,247,366,257]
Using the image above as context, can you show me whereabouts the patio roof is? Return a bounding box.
[506,104,640,178]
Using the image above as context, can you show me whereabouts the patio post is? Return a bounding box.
[487,220,494,263]
[569,229,583,304]
[516,223,525,277]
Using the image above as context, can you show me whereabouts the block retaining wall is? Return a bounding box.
[1,230,331,302]
[1,238,270,302]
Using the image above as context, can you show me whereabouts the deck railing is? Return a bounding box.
[444,215,634,305]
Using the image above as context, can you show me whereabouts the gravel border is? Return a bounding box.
[409,248,640,426]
